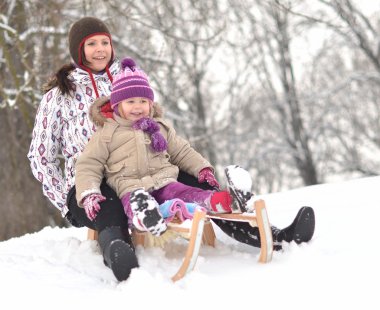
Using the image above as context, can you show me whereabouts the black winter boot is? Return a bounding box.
[98,226,139,281]
[272,207,315,245]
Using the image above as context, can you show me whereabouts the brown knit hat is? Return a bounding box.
[68,17,114,67]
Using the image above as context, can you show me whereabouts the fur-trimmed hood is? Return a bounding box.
[90,96,164,127]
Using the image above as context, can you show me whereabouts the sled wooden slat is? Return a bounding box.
[87,199,273,281]
[207,213,258,225]
[87,228,98,241]
[253,199,273,263]
[207,199,273,263]
[130,215,216,248]
[171,209,207,282]
[202,220,216,247]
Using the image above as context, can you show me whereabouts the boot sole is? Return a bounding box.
[293,207,315,244]
[108,240,139,281]
[131,189,167,236]
[224,166,252,212]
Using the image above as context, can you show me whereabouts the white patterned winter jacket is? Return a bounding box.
[27,60,120,216]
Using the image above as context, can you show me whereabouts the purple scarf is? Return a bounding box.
[133,117,168,152]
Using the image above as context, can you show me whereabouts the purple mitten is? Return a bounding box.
[198,167,220,189]
[82,193,106,221]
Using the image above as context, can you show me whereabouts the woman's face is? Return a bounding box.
[83,35,112,72]
[118,97,152,121]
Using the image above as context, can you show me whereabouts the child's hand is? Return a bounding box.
[198,167,220,189]
[82,193,106,221]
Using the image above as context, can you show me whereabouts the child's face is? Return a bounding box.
[118,97,152,121]
[83,35,112,72]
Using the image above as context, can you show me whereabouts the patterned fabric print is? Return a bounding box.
[27,61,120,216]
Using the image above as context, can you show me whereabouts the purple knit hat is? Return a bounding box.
[110,58,154,111]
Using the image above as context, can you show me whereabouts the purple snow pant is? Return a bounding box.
[152,182,214,207]
[121,182,214,225]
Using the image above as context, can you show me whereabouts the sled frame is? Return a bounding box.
[87,199,273,282]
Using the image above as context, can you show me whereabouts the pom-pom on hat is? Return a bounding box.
[68,17,114,67]
[110,58,154,111]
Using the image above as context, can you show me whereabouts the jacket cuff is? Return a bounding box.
[78,188,101,207]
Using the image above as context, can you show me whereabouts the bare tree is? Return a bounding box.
[0,0,69,240]
[289,0,380,177]
[226,0,319,189]
[318,0,380,72]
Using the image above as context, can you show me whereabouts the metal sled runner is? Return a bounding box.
[87,199,273,282]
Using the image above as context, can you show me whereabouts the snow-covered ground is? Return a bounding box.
[1,176,378,309]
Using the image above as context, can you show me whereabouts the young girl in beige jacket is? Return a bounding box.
[75,58,252,236]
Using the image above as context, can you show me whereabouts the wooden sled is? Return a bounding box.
[87,199,273,282]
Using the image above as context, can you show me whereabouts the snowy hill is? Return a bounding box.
[1,176,378,310]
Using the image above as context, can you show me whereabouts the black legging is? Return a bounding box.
[66,179,129,232]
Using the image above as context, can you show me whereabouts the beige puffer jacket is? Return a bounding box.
[75,97,212,205]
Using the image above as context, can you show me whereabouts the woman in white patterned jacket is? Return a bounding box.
[27,17,139,281]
